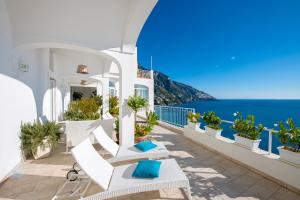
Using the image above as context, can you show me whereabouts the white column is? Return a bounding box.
[119,57,136,146]
[101,77,109,114]
[102,48,136,146]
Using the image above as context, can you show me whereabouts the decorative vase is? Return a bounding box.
[234,134,261,151]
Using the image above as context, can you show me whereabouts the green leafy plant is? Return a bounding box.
[187,112,201,123]
[146,111,159,128]
[127,95,148,125]
[109,96,119,117]
[231,112,264,140]
[20,121,61,157]
[277,118,300,152]
[64,97,101,120]
[135,123,152,137]
[203,111,222,130]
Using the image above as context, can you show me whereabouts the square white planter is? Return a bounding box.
[33,140,51,159]
[204,126,222,137]
[234,134,261,151]
[188,121,200,131]
[63,118,114,151]
[278,146,300,166]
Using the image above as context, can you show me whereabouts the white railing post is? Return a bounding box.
[268,130,273,155]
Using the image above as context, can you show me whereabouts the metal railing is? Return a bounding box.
[155,105,278,155]
[137,69,152,79]
[154,105,195,127]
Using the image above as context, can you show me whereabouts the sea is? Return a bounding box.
[178,99,300,154]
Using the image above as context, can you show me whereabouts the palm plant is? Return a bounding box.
[146,111,159,128]
[127,95,148,125]
[109,96,119,116]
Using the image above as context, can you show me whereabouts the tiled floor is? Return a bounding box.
[0,125,299,200]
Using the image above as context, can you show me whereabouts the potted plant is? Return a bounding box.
[135,123,152,143]
[63,95,111,148]
[109,96,119,117]
[187,112,201,130]
[203,111,222,137]
[127,95,149,142]
[20,121,61,159]
[231,112,264,151]
[276,118,300,165]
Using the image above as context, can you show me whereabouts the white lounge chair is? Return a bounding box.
[92,126,169,162]
[53,138,191,200]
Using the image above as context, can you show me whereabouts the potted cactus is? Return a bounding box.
[187,112,201,130]
[203,111,222,137]
[231,112,264,151]
[276,118,300,165]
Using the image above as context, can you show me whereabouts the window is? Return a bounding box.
[134,84,149,100]
[70,86,97,101]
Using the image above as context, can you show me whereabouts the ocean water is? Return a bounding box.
[178,100,300,154]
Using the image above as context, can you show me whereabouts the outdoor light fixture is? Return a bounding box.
[77,64,89,74]
[18,63,29,72]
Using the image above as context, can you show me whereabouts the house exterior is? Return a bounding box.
[0,0,157,183]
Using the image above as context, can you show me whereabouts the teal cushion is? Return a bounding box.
[132,160,162,178]
[134,141,157,152]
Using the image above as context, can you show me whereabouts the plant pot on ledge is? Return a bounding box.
[205,126,222,137]
[234,134,261,151]
[277,146,300,166]
[188,121,201,131]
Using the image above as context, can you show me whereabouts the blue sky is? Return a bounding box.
[137,0,300,99]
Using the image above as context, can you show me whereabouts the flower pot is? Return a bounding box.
[234,134,261,151]
[204,126,222,137]
[278,146,300,166]
[188,121,200,130]
[32,139,51,159]
[135,136,147,143]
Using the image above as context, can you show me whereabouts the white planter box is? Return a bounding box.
[278,146,300,166]
[188,121,200,130]
[63,118,114,150]
[204,126,222,137]
[234,134,261,151]
[33,139,51,159]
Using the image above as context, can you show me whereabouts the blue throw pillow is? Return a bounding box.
[134,141,157,152]
[132,160,162,178]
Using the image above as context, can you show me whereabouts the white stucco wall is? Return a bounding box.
[0,0,37,182]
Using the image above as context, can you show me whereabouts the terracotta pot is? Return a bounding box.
[135,136,147,143]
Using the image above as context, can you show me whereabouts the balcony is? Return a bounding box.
[137,69,153,79]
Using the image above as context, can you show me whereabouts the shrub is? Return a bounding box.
[277,118,300,152]
[231,112,264,140]
[109,96,119,116]
[146,111,159,128]
[20,121,61,157]
[64,97,101,120]
[203,111,222,130]
[187,112,201,123]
